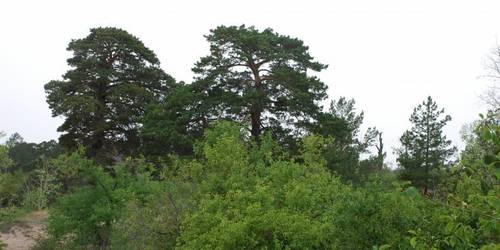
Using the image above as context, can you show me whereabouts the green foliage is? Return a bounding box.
[23,156,61,210]
[110,179,194,250]
[8,142,45,172]
[404,112,500,249]
[0,145,13,173]
[175,123,442,249]
[142,25,331,158]
[311,97,383,182]
[178,123,346,249]
[5,133,38,172]
[4,133,62,172]
[28,26,499,249]
[330,187,436,249]
[38,120,500,249]
[46,158,158,249]
[5,132,24,148]
[191,25,328,143]
[48,148,94,193]
[44,27,176,164]
[141,84,203,158]
[397,96,457,192]
[0,171,27,207]
[0,206,29,230]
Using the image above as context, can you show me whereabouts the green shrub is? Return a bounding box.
[0,206,28,230]
[0,171,27,207]
[177,123,347,249]
[39,121,499,249]
[46,158,159,249]
[23,156,61,210]
[110,180,194,250]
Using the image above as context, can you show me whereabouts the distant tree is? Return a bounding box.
[36,140,63,159]
[481,46,500,112]
[6,132,24,148]
[45,27,175,164]
[191,25,328,145]
[0,131,6,172]
[4,133,36,172]
[0,145,12,173]
[5,134,62,172]
[396,96,457,194]
[374,131,386,170]
[8,142,38,172]
[313,97,364,144]
[316,98,363,179]
[311,97,379,182]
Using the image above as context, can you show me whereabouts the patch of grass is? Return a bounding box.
[0,206,29,231]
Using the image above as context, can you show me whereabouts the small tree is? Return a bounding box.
[5,132,24,148]
[396,96,456,194]
[311,97,380,182]
[0,145,12,173]
[373,131,386,170]
[481,46,500,112]
[359,130,387,176]
[23,156,60,209]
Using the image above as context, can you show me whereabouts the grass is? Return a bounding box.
[0,206,30,232]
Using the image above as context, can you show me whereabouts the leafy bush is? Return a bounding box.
[110,179,194,249]
[406,113,500,249]
[0,171,27,207]
[46,158,159,249]
[177,123,350,249]
[0,145,13,172]
[39,121,499,249]
[0,206,28,230]
[23,157,61,210]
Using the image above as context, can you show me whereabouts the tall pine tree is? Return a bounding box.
[396,96,456,193]
[191,25,328,144]
[45,27,175,164]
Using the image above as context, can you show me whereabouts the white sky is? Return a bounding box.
[1,0,499,164]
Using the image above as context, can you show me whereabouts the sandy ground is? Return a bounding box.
[0,210,48,250]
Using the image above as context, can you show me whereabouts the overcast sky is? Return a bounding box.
[1,0,499,164]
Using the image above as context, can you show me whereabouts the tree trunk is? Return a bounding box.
[249,62,263,143]
[91,82,108,163]
[251,110,261,140]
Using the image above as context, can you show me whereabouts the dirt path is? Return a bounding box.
[0,210,48,250]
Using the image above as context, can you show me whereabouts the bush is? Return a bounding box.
[110,180,194,250]
[39,121,499,249]
[0,171,27,207]
[0,206,28,230]
[23,156,61,210]
[46,158,159,249]
[178,123,348,249]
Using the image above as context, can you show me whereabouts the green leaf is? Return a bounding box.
[379,244,391,250]
[445,222,455,234]
[410,237,417,248]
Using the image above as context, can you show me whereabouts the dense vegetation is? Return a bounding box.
[0,26,498,249]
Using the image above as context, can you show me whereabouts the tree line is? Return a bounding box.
[0,26,498,249]
[43,26,457,188]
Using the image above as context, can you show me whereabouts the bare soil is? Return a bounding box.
[0,210,48,250]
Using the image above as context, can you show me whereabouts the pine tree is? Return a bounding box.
[45,27,175,164]
[311,97,381,182]
[396,96,456,193]
[191,25,328,144]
